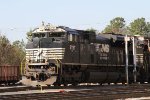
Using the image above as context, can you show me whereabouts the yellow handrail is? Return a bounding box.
[20,56,26,75]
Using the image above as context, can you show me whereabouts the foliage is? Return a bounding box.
[86,28,97,33]
[26,29,33,40]
[0,34,25,65]
[102,25,112,33]
[102,17,126,34]
[12,40,26,65]
[128,18,150,35]
[0,35,11,65]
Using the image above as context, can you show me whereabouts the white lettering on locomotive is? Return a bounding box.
[96,44,110,53]
[70,45,76,52]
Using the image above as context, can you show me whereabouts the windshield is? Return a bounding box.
[33,33,46,38]
[48,32,65,37]
[32,32,66,39]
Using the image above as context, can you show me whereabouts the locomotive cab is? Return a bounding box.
[22,23,67,86]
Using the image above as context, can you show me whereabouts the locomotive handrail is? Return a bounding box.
[20,56,26,75]
[49,49,62,74]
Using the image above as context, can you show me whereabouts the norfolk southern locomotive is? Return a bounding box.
[22,23,150,86]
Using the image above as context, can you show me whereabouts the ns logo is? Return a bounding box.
[96,44,110,53]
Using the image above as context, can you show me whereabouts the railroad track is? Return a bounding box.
[0,84,150,99]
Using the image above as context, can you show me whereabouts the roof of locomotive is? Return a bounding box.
[32,23,66,33]
[32,23,81,36]
[58,26,79,35]
[100,33,125,41]
[96,35,109,41]
[32,23,146,42]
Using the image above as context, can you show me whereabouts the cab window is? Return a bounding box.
[48,32,65,37]
[33,33,46,38]
[68,33,78,42]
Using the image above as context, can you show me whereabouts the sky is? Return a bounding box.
[0,0,150,43]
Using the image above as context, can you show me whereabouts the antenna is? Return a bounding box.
[42,21,45,26]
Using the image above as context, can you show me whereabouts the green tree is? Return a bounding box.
[12,40,25,65]
[146,22,150,36]
[26,29,33,40]
[102,17,126,34]
[102,25,112,33]
[0,34,25,65]
[13,40,25,51]
[0,35,11,65]
[128,18,149,35]
[86,28,97,33]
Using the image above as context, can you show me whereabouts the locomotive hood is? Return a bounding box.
[96,35,110,43]
[100,33,125,41]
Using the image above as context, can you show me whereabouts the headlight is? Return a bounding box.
[41,66,43,69]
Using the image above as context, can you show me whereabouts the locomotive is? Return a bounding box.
[22,23,150,86]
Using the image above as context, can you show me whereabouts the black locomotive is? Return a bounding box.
[22,23,150,86]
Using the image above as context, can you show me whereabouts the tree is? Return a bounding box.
[26,29,33,40]
[13,40,25,51]
[102,25,112,33]
[12,40,25,65]
[0,35,11,65]
[0,34,25,65]
[128,18,149,35]
[86,28,97,33]
[146,22,150,36]
[102,17,126,34]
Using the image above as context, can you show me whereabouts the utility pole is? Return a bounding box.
[125,35,129,84]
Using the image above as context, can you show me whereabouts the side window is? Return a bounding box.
[72,34,75,41]
[68,34,73,41]
[68,34,78,42]
[75,35,78,42]
[72,34,78,42]
[83,34,89,43]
